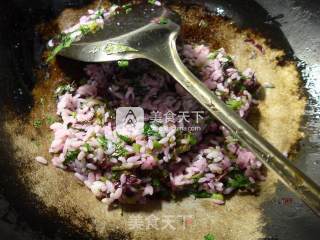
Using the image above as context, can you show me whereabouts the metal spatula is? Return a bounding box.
[59,3,320,216]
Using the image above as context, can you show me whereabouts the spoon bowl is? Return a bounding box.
[60,4,180,62]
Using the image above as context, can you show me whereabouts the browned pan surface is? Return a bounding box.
[0,0,305,240]
[0,0,309,239]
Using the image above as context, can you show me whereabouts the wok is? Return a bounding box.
[0,0,319,239]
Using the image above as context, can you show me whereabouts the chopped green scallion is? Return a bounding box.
[208,52,218,60]
[152,178,161,187]
[79,25,91,35]
[148,0,157,4]
[47,33,73,62]
[112,143,129,157]
[159,17,168,24]
[122,3,132,14]
[226,99,243,110]
[100,176,108,182]
[186,133,197,145]
[33,119,43,128]
[143,123,161,138]
[192,191,212,198]
[133,143,141,153]
[46,115,56,125]
[83,143,92,153]
[55,84,75,96]
[211,193,224,201]
[204,233,216,240]
[153,140,162,150]
[227,172,252,189]
[64,150,80,164]
[117,133,134,144]
[97,135,108,147]
[117,60,129,68]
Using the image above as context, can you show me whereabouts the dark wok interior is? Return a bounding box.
[0,0,320,239]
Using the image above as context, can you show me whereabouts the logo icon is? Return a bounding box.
[116,107,144,136]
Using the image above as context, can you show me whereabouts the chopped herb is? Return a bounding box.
[152,178,161,187]
[111,170,122,180]
[47,33,73,62]
[143,123,161,138]
[64,150,80,164]
[105,43,138,55]
[100,176,108,182]
[86,22,101,33]
[71,112,77,118]
[46,115,56,125]
[234,81,246,92]
[190,173,203,181]
[95,111,104,125]
[226,99,243,110]
[83,143,92,152]
[55,84,75,96]
[97,135,108,148]
[208,51,218,60]
[186,133,197,145]
[112,143,129,157]
[133,143,141,153]
[204,233,216,240]
[148,0,157,4]
[80,24,91,35]
[95,8,104,18]
[211,193,224,201]
[239,85,247,91]
[153,140,162,150]
[122,3,132,14]
[117,60,129,68]
[159,17,168,24]
[192,191,212,198]
[227,172,252,189]
[33,119,43,128]
[122,3,132,9]
[79,25,91,35]
[225,55,233,62]
[117,133,134,144]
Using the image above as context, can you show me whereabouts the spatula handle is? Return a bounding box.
[144,33,320,217]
